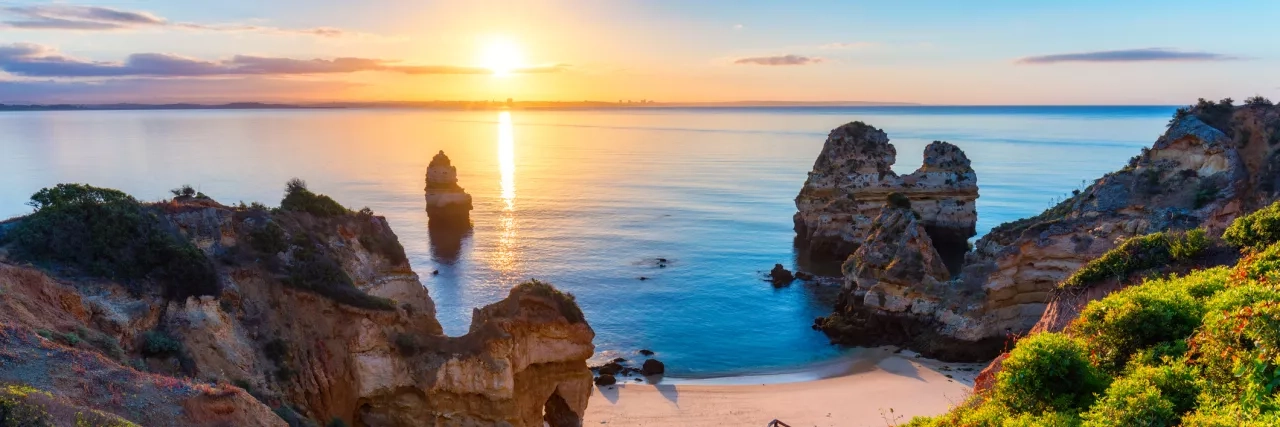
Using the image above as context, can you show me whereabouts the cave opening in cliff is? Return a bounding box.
[542,391,580,427]
[924,225,969,276]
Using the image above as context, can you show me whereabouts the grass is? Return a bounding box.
[279,178,349,217]
[906,206,1280,426]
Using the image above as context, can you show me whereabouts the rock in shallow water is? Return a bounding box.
[769,263,795,287]
[424,150,473,228]
[641,359,666,376]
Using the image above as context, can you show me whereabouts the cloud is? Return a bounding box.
[0,78,363,104]
[0,43,569,77]
[733,55,822,66]
[733,24,743,30]
[1017,48,1239,64]
[820,42,876,50]
[1,4,371,38]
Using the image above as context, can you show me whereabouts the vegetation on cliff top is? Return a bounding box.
[909,202,1280,426]
[279,178,349,217]
[0,183,220,300]
[1059,228,1210,290]
[513,280,586,324]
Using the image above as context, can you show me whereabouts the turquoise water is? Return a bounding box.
[0,106,1174,376]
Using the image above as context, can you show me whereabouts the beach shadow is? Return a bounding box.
[845,347,894,375]
[598,385,620,404]
[649,377,679,408]
[877,354,925,383]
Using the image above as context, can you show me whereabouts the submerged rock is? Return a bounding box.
[424,150,473,227]
[794,122,978,262]
[769,263,795,286]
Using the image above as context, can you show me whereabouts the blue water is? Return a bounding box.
[0,106,1175,376]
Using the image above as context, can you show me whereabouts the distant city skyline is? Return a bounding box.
[0,0,1276,104]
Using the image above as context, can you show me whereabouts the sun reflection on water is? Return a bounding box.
[492,111,519,276]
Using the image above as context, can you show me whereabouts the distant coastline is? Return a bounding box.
[0,100,922,112]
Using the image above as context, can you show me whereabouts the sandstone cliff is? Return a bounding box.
[0,185,592,426]
[817,101,1280,361]
[794,122,978,262]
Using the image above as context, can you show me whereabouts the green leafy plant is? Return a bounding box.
[5,184,220,299]
[141,330,183,357]
[992,333,1107,413]
[279,178,349,217]
[1224,201,1280,250]
[512,280,585,323]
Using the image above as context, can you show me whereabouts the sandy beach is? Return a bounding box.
[584,347,982,426]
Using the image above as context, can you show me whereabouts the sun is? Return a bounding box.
[481,38,524,76]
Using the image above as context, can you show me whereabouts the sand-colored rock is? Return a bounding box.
[0,196,593,426]
[795,122,978,260]
[817,104,1280,361]
[424,150,473,227]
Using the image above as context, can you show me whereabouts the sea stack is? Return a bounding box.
[425,150,473,227]
[794,121,978,263]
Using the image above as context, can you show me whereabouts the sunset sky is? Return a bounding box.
[1,0,1277,104]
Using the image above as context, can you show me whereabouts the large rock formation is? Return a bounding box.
[794,122,978,263]
[0,193,593,426]
[817,101,1280,361]
[425,151,473,227]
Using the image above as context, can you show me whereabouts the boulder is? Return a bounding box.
[640,359,666,376]
[594,374,617,386]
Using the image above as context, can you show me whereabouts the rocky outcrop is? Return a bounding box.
[794,122,978,262]
[816,103,1280,361]
[0,195,593,426]
[424,151,473,227]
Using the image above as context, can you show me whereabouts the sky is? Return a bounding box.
[0,0,1277,105]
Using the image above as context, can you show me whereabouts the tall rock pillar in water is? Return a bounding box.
[425,150,473,227]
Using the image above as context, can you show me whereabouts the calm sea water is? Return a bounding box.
[0,106,1174,376]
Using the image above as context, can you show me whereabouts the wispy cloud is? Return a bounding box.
[820,42,876,50]
[733,55,822,66]
[1017,48,1239,64]
[0,4,374,38]
[0,43,568,77]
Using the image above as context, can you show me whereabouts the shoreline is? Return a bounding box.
[585,346,984,426]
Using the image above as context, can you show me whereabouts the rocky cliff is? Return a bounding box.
[794,122,978,263]
[817,100,1280,361]
[0,184,592,426]
[424,151,473,227]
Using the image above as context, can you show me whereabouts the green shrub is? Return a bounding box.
[993,333,1107,413]
[1061,230,1209,290]
[1245,96,1274,107]
[279,179,349,217]
[358,233,409,265]
[5,183,220,299]
[886,192,912,210]
[512,280,585,323]
[249,221,288,254]
[1188,98,1235,134]
[1068,279,1204,373]
[1193,285,1280,415]
[1224,201,1280,250]
[1082,363,1198,426]
[78,326,125,361]
[141,330,183,357]
[284,235,394,311]
[170,185,196,198]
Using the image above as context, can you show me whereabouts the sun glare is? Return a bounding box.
[482,39,524,76]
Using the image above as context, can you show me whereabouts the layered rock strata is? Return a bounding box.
[424,151,473,227]
[0,196,593,426]
[794,122,978,262]
[817,103,1280,361]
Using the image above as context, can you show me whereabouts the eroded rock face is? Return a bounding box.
[818,105,1280,361]
[0,198,594,426]
[424,151,473,227]
[794,122,978,261]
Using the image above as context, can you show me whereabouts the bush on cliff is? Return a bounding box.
[1060,229,1208,290]
[513,280,585,323]
[3,183,220,299]
[284,233,395,311]
[991,333,1106,413]
[279,178,349,217]
[1223,200,1280,250]
[911,236,1280,426]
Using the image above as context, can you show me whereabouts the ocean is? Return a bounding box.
[0,105,1175,376]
